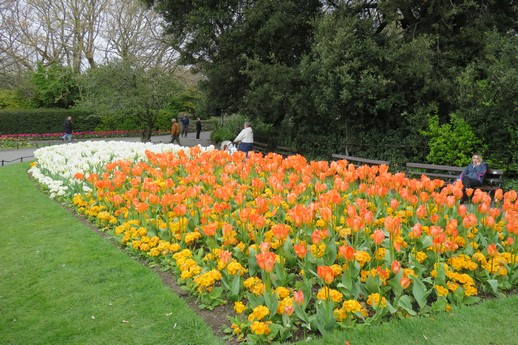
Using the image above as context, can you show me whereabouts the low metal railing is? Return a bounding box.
[1,156,35,166]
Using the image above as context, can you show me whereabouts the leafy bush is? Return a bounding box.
[209,113,248,142]
[95,111,141,131]
[210,127,235,144]
[422,113,486,166]
[0,89,30,109]
[0,109,96,134]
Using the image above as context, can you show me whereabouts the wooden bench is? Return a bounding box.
[275,145,297,157]
[332,154,390,167]
[253,141,269,154]
[405,162,504,196]
[406,162,463,182]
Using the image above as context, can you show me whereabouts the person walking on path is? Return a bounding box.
[459,153,487,203]
[195,117,202,140]
[170,118,181,145]
[234,121,254,157]
[181,114,190,137]
[62,116,73,142]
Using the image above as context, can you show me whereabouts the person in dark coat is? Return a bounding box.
[62,116,73,142]
[181,114,190,137]
[459,153,487,203]
[195,117,202,140]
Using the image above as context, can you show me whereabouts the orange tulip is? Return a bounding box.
[400,277,411,289]
[284,305,295,316]
[457,204,467,217]
[363,210,374,225]
[371,229,385,245]
[446,196,455,208]
[311,230,323,244]
[384,216,401,235]
[271,224,290,241]
[494,189,503,202]
[487,243,497,257]
[478,203,489,215]
[391,260,401,274]
[416,205,427,219]
[256,251,276,272]
[201,222,217,236]
[259,241,271,253]
[287,192,298,205]
[110,194,124,206]
[338,245,355,261]
[74,172,85,180]
[409,223,422,239]
[317,265,335,285]
[293,243,308,258]
[320,206,332,222]
[462,214,478,228]
[445,219,458,237]
[133,200,148,213]
[293,290,305,306]
[219,250,232,265]
[484,216,496,229]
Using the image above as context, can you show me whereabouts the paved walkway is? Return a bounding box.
[0,131,213,166]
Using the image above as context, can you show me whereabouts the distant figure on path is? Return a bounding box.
[233,121,254,157]
[62,116,72,142]
[195,117,202,140]
[170,118,181,145]
[181,113,190,137]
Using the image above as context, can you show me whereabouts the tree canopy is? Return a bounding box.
[145,0,516,170]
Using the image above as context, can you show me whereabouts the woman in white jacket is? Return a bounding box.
[233,122,254,157]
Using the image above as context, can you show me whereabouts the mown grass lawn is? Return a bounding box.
[0,163,225,345]
[1,163,517,345]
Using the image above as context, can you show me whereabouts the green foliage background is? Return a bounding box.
[0,109,97,134]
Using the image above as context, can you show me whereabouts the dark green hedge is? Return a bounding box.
[0,109,98,134]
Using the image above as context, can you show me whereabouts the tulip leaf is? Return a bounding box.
[390,270,404,297]
[248,248,259,276]
[462,296,480,305]
[340,269,352,293]
[247,292,264,307]
[323,240,337,265]
[420,235,433,249]
[294,304,310,324]
[264,290,279,318]
[365,275,380,294]
[412,277,429,310]
[397,295,417,316]
[487,279,499,294]
[431,298,447,312]
[230,274,241,298]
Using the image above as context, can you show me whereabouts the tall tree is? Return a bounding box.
[0,0,178,74]
[144,0,321,118]
[77,60,183,141]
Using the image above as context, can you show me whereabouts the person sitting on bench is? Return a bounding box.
[459,153,487,203]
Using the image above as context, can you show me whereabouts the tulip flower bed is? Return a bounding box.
[29,142,518,343]
[0,130,167,149]
[0,130,159,141]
